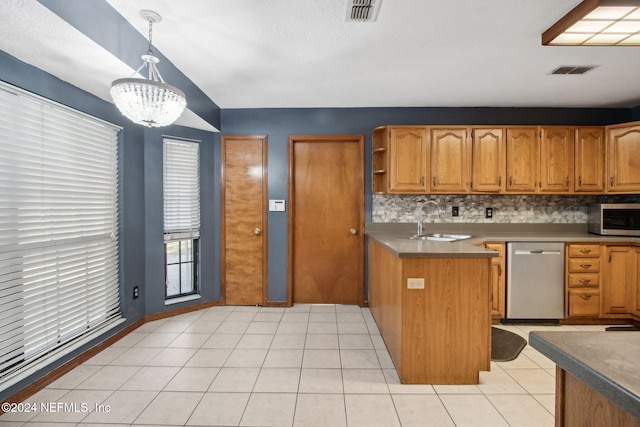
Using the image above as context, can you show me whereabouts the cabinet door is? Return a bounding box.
[388,127,428,193]
[471,128,505,192]
[603,246,634,315]
[505,127,539,192]
[430,127,470,193]
[485,243,505,319]
[607,125,640,192]
[575,127,605,193]
[540,127,573,192]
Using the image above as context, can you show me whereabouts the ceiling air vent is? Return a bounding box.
[346,0,382,22]
[551,66,597,75]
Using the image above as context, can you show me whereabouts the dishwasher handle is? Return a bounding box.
[514,250,562,255]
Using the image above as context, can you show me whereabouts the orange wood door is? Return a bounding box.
[430,127,470,193]
[505,127,539,192]
[471,128,505,192]
[289,135,364,305]
[575,127,605,193]
[221,135,267,305]
[540,126,573,192]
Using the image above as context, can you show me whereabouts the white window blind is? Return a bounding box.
[0,82,121,390]
[163,139,200,240]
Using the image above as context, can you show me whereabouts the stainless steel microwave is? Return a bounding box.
[588,203,640,236]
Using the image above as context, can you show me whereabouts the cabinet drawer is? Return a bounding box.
[568,258,600,273]
[568,273,599,288]
[568,290,600,317]
[568,244,600,258]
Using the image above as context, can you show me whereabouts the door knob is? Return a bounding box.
[350,228,358,235]
[254,228,262,235]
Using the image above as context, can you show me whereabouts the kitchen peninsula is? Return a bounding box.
[367,229,496,384]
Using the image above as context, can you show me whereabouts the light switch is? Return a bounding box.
[269,199,286,212]
[407,278,425,289]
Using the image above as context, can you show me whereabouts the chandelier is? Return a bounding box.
[110,10,187,127]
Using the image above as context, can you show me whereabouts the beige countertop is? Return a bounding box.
[366,223,640,258]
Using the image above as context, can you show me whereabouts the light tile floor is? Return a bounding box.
[0,304,613,426]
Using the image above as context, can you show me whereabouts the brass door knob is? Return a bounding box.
[350,228,358,235]
[254,228,262,235]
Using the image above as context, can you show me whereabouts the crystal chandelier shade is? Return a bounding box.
[110,10,187,127]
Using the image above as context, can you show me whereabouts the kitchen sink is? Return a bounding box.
[408,233,472,242]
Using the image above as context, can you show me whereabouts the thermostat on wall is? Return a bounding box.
[269,200,286,212]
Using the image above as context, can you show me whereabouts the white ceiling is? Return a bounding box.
[2,0,640,131]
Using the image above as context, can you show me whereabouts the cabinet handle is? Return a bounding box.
[421,176,424,186]
[566,176,569,185]
[579,279,591,284]
[498,176,502,186]
[579,176,583,186]
[580,264,592,269]
[579,249,591,254]
[433,177,436,186]
[610,176,614,186]
[608,251,612,263]
[509,176,513,186]
[498,265,502,276]
[579,294,592,300]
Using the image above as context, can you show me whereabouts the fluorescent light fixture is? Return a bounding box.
[542,0,640,45]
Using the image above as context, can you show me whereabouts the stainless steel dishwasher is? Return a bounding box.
[506,242,565,320]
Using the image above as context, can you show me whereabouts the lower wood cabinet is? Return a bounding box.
[566,243,602,318]
[603,245,636,316]
[484,242,505,321]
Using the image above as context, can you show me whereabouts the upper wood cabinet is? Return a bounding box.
[606,123,640,193]
[471,128,505,192]
[505,127,539,192]
[575,127,605,193]
[540,126,574,193]
[372,126,428,194]
[429,127,470,193]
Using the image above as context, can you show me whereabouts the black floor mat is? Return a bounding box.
[491,327,527,362]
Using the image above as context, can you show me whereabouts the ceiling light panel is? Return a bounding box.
[543,0,640,46]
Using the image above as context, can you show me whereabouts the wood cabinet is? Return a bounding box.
[566,243,602,318]
[430,127,470,193]
[505,127,539,192]
[575,127,605,192]
[368,239,491,384]
[484,242,505,320]
[602,245,635,316]
[372,126,428,194]
[540,126,574,192]
[471,128,505,192]
[606,123,640,192]
[635,248,640,317]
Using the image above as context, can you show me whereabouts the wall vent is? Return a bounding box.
[551,66,596,75]
[346,0,382,22]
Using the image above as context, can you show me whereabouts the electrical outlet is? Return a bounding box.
[407,278,425,289]
[486,207,493,218]
[452,206,459,217]
[133,286,139,299]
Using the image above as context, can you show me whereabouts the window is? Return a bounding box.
[0,82,121,390]
[163,139,200,299]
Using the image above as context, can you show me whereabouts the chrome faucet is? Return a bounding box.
[416,200,445,236]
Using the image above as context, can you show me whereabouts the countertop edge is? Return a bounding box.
[367,232,498,259]
[529,332,640,420]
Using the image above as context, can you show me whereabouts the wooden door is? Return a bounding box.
[540,126,573,192]
[471,128,505,192]
[388,127,428,193]
[505,127,539,192]
[602,246,634,315]
[289,135,364,305]
[221,135,267,305]
[430,127,470,193]
[606,124,640,192]
[575,127,605,193]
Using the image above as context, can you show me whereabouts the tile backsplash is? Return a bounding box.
[372,194,640,223]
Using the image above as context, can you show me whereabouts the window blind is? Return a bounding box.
[163,139,200,241]
[0,82,121,389]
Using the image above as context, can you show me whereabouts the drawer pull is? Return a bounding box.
[580,264,592,269]
[579,249,591,254]
[579,279,591,284]
[579,295,592,300]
